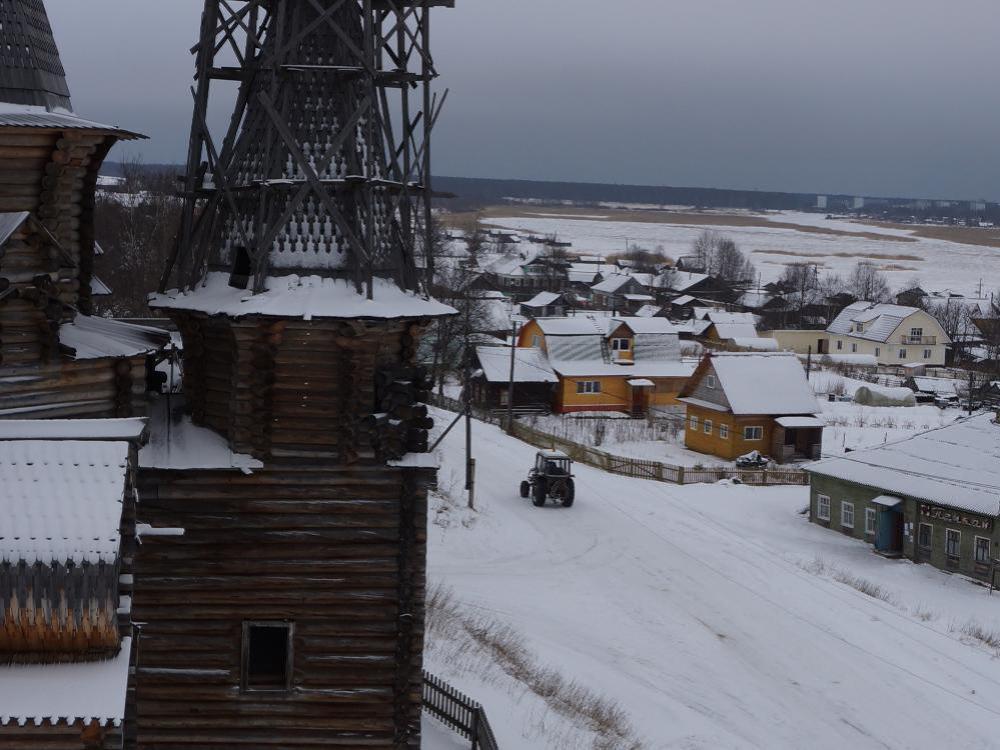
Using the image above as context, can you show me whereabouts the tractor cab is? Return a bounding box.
[521,450,575,507]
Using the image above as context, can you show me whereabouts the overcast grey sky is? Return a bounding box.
[48,0,999,200]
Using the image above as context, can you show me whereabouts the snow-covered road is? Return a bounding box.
[426,410,1000,749]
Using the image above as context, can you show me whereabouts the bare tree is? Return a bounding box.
[690,230,754,284]
[846,261,891,303]
[426,264,496,394]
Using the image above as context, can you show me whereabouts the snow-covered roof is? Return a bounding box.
[634,304,663,318]
[910,376,958,395]
[0,418,146,442]
[591,274,638,294]
[775,416,824,428]
[0,638,131,728]
[139,397,263,472]
[475,346,557,383]
[826,302,930,343]
[623,293,654,302]
[672,295,696,306]
[59,314,170,359]
[663,271,710,292]
[534,316,607,336]
[0,440,129,565]
[672,319,713,336]
[807,414,1000,516]
[694,353,820,415]
[90,275,113,296]
[739,290,776,308]
[612,317,678,335]
[150,272,456,320]
[0,103,141,138]
[522,291,562,308]
[0,211,29,247]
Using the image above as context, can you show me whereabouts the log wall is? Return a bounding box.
[132,313,436,748]
[0,720,123,749]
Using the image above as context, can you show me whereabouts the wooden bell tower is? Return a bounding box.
[135,2,455,748]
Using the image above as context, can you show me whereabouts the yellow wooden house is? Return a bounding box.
[517,316,695,415]
[678,352,824,462]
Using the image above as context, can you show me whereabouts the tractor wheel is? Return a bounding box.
[519,481,530,499]
[561,478,575,507]
[532,479,547,507]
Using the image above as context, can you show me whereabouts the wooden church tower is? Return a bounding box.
[135,2,455,748]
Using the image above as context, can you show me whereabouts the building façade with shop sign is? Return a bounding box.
[805,413,1000,583]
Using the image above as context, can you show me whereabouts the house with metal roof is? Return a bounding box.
[805,414,1000,582]
[824,302,950,366]
[517,315,695,415]
[678,352,823,463]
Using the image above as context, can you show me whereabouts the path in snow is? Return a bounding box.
[426,410,1000,749]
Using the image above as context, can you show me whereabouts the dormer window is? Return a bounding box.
[706,374,717,389]
[611,338,631,351]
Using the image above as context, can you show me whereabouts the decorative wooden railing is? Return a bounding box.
[427,394,809,487]
[423,671,500,750]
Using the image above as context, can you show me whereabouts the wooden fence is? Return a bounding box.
[427,394,808,487]
[423,671,500,750]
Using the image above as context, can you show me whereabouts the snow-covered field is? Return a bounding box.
[482,210,1000,296]
[426,408,1000,750]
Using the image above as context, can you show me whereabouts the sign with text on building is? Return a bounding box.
[920,504,993,531]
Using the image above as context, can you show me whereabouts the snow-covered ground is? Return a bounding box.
[426,407,1000,750]
[482,210,1000,296]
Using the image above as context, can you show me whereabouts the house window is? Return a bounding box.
[918,523,932,549]
[719,423,729,439]
[532,335,541,348]
[690,415,699,431]
[975,537,991,564]
[899,349,907,359]
[576,380,601,394]
[850,343,857,353]
[743,426,763,440]
[945,529,960,559]
[706,375,717,389]
[611,338,631,351]
[910,327,923,338]
[817,494,831,521]
[841,501,855,529]
[865,507,876,535]
[704,419,713,435]
[923,349,931,359]
[242,622,293,692]
[875,347,881,357]
[836,340,843,350]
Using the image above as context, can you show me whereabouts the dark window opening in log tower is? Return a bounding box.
[228,246,252,289]
[243,622,293,692]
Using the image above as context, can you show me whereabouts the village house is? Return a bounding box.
[520,290,567,318]
[484,254,571,300]
[469,345,558,411]
[698,310,778,351]
[590,274,650,310]
[517,316,694,415]
[824,302,951,366]
[805,414,1000,582]
[678,352,823,462]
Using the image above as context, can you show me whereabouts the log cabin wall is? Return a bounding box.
[133,313,434,748]
[0,720,123,749]
[0,353,149,419]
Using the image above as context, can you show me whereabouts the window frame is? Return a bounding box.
[610,337,631,352]
[817,494,831,521]
[851,343,858,353]
[910,327,923,338]
[836,340,843,351]
[918,522,932,550]
[743,425,763,441]
[241,620,294,694]
[864,507,876,535]
[703,419,713,435]
[705,374,717,389]
[899,348,907,359]
[945,528,961,559]
[576,380,601,395]
[874,347,881,357]
[841,501,855,529]
[690,415,699,431]
[719,423,729,439]
[923,348,931,359]
[975,536,991,564]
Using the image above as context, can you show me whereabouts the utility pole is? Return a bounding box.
[506,319,519,434]
[463,287,475,509]
[968,368,976,416]
[806,345,812,381]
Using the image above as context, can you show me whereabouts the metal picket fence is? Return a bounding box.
[423,671,499,750]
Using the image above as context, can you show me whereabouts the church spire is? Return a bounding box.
[0,0,72,111]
